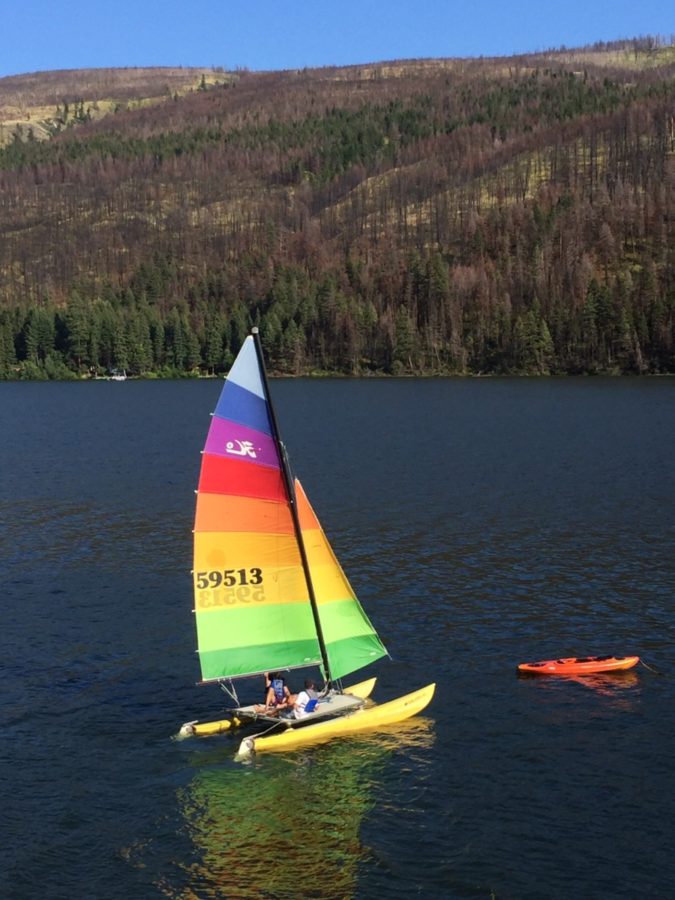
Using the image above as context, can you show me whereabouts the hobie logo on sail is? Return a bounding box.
[225,439,257,459]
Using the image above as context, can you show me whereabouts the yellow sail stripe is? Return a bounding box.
[195,531,301,570]
[194,565,310,612]
[193,528,359,610]
[299,529,354,604]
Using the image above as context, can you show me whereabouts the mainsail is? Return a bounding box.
[193,332,387,684]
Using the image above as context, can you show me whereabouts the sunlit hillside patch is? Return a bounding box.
[324,131,621,238]
[548,44,675,70]
[474,136,611,211]
[0,66,231,146]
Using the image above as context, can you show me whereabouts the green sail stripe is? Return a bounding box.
[317,596,384,642]
[199,640,322,682]
[196,602,318,652]
[318,597,388,681]
[324,633,388,683]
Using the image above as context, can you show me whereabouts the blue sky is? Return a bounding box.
[1,0,672,78]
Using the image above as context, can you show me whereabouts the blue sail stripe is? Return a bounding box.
[214,380,271,435]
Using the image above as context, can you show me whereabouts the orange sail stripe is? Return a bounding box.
[296,481,321,530]
[195,493,294,534]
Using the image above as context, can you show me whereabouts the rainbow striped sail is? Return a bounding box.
[193,331,387,684]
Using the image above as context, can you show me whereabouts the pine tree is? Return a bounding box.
[166,308,186,370]
[24,308,56,364]
[65,290,90,371]
[0,316,17,377]
[204,314,225,373]
[184,314,201,371]
[127,311,153,374]
[393,309,416,373]
[112,312,129,371]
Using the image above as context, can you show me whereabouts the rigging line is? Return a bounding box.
[639,658,664,675]
[253,718,294,738]
[219,679,240,704]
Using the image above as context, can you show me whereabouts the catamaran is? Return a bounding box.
[178,328,434,754]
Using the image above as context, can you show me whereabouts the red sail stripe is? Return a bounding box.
[198,454,287,502]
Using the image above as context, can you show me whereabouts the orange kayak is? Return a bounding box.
[518,655,639,675]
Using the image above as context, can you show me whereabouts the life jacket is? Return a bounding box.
[296,689,319,716]
[271,677,286,703]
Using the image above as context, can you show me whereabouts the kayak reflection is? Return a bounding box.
[519,668,641,714]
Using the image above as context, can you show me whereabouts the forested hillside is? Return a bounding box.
[0,39,673,378]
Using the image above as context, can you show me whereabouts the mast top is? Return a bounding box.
[251,326,259,335]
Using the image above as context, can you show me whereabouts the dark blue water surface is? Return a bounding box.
[1,378,674,899]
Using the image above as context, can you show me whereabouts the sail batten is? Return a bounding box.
[192,332,386,684]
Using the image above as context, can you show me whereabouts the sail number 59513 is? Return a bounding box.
[195,568,263,589]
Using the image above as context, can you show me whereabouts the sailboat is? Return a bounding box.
[178,328,434,754]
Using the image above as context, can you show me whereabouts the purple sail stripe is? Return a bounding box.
[205,416,280,469]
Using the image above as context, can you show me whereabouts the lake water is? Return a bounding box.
[1,377,674,899]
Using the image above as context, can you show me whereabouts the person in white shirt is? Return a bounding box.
[292,678,319,719]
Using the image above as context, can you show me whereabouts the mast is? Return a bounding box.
[250,327,333,688]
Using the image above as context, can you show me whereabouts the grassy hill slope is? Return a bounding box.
[0,66,229,144]
[0,39,673,377]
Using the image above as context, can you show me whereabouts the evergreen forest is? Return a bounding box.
[0,39,673,378]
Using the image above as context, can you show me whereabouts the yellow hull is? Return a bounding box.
[186,715,241,738]
[178,677,378,739]
[338,676,377,700]
[238,683,435,755]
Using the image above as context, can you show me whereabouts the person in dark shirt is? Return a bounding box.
[255,672,293,714]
